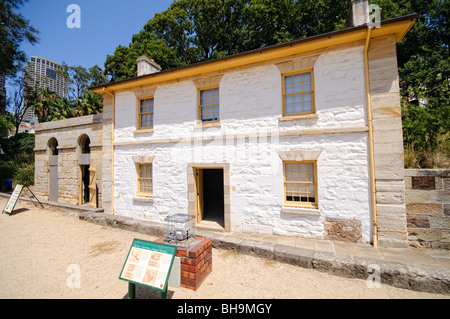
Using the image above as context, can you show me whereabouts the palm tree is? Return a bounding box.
[47,97,73,121]
[73,91,103,117]
[33,87,58,122]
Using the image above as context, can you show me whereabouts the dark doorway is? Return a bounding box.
[81,165,90,204]
[48,138,59,202]
[201,169,224,227]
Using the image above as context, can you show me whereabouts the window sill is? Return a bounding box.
[194,121,221,129]
[134,128,154,135]
[133,196,154,203]
[281,206,320,216]
[279,113,318,122]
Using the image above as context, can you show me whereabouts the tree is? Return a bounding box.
[7,71,37,137]
[89,65,109,87]
[104,0,351,81]
[0,0,39,75]
[73,91,103,117]
[33,87,58,123]
[105,32,183,82]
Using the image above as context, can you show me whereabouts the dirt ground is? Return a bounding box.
[0,197,448,299]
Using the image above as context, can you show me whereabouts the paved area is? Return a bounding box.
[2,193,449,295]
[77,210,450,295]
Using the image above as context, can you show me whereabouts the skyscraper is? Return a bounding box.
[23,56,68,122]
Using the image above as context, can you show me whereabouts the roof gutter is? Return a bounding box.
[363,26,377,247]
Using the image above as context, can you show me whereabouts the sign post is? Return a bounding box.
[119,238,177,299]
[2,184,23,214]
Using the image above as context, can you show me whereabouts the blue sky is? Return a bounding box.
[18,0,174,70]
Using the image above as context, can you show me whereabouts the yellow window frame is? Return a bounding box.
[138,97,154,129]
[282,69,315,116]
[137,163,153,196]
[283,160,318,208]
[198,86,220,123]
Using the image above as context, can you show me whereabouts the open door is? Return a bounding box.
[194,168,225,227]
[195,168,204,223]
[89,166,97,208]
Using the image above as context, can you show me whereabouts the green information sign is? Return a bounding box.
[119,238,177,299]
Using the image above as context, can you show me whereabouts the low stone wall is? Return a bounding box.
[405,169,450,249]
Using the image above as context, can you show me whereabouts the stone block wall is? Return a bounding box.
[110,43,374,243]
[405,169,450,249]
[34,114,103,206]
[369,34,408,248]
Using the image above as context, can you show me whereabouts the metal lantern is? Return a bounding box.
[163,214,196,246]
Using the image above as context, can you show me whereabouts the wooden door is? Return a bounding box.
[89,167,97,208]
[195,168,204,223]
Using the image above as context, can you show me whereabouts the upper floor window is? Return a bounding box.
[138,97,154,129]
[199,87,219,122]
[282,70,314,116]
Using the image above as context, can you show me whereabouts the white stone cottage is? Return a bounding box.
[36,3,416,248]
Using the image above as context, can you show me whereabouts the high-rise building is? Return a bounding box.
[23,56,68,122]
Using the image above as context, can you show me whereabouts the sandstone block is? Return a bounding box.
[408,228,441,242]
[324,217,362,242]
[406,203,443,216]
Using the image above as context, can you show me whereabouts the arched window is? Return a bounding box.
[48,138,58,156]
[79,135,90,154]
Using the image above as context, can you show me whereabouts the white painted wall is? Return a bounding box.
[112,45,372,242]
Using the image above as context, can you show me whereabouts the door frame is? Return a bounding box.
[48,155,58,202]
[188,163,231,232]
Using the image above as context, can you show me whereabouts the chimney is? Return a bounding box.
[347,0,369,27]
[137,56,162,77]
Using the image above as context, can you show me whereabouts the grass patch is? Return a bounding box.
[89,240,120,257]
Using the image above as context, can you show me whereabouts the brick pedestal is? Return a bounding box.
[155,236,212,291]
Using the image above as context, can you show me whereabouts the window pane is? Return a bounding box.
[293,74,302,84]
[303,72,311,82]
[149,99,154,112]
[285,84,293,94]
[303,81,312,92]
[284,75,293,85]
[213,93,219,104]
[201,107,207,121]
[285,95,294,105]
[303,101,313,112]
[303,92,312,102]
[293,83,302,93]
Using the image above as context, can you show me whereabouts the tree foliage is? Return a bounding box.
[0,0,39,75]
[105,0,350,81]
[27,64,106,123]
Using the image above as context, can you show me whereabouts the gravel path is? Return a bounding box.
[0,197,448,299]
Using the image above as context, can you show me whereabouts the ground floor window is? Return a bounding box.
[283,161,317,208]
[137,163,153,196]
